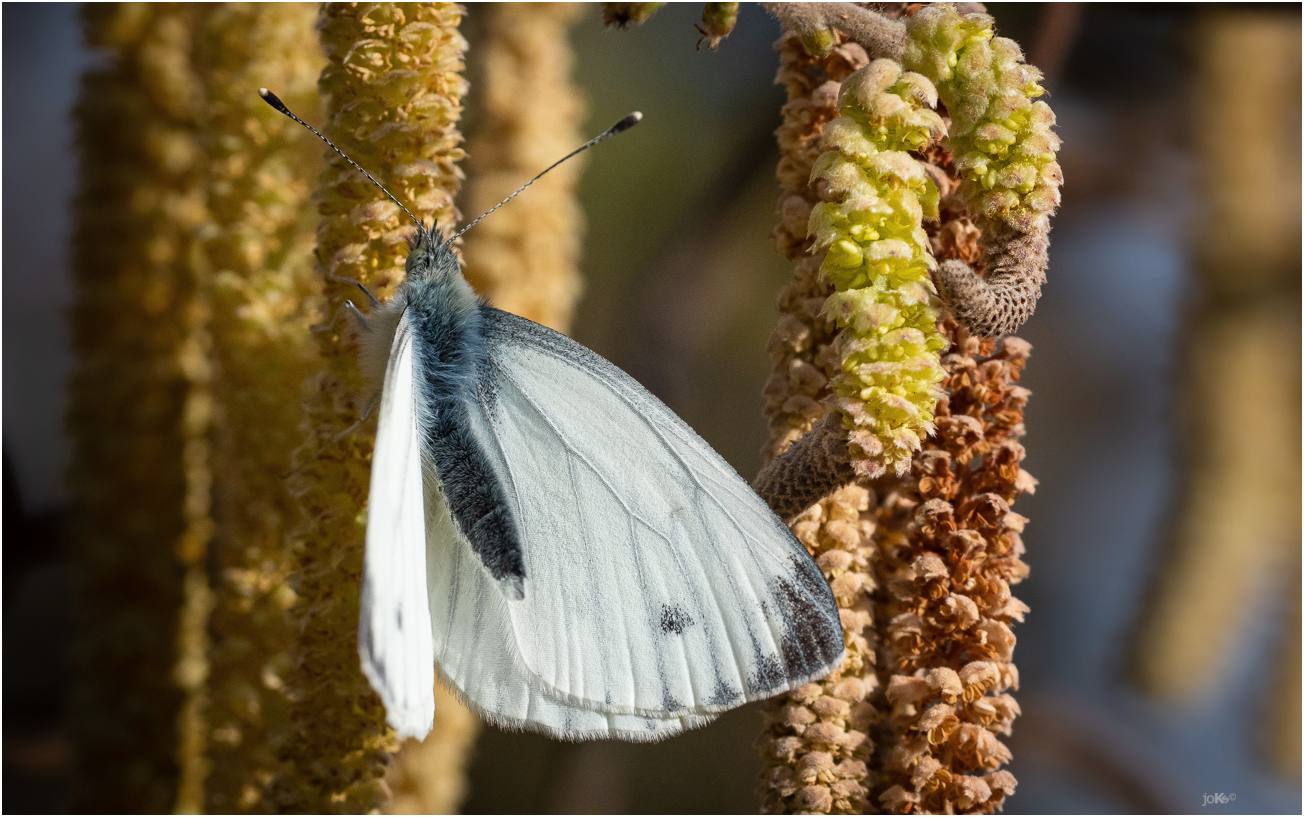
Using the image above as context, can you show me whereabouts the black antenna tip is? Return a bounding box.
[259,88,291,117]
[610,111,643,135]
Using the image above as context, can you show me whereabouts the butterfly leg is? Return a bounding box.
[282,393,381,479]
[311,298,372,335]
[326,392,380,447]
[328,275,382,308]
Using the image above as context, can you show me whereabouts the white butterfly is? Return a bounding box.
[354,228,845,741]
[261,89,846,741]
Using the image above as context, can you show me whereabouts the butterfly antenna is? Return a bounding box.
[452,112,643,241]
[259,88,425,234]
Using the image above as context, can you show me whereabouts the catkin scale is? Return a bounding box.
[758,31,879,816]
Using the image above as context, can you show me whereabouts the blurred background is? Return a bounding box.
[4,2,1300,813]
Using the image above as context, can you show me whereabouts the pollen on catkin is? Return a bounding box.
[807,58,948,480]
[67,4,205,812]
[902,3,1062,337]
[196,4,324,813]
[273,4,468,813]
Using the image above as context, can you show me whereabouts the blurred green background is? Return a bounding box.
[4,3,1300,813]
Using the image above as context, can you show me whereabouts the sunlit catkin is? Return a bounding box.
[272,4,468,812]
[195,4,324,813]
[387,3,585,811]
[67,4,205,812]
[808,58,948,480]
[903,3,1062,337]
[874,147,1033,815]
[459,2,586,332]
[758,31,878,816]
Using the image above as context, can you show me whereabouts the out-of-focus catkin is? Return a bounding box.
[758,31,879,816]
[459,2,586,332]
[196,4,324,813]
[271,4,468,813]
[174,241,215,814]
[387,3,586,812]
[874,146,1033,815]
[1123,13,1300,778]
[67,4,205,812]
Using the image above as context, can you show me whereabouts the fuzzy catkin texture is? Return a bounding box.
[903,4,1062,337]
[809,58,948,481]
[66,5,205,811]
[460,2,586,332]
[754,412,856,521]
[274,4,468,813]
[196,4,324,813]
[386,685,480,814]
[758,31,880,816]
[873,149,1033,815]
[763,33,869,463]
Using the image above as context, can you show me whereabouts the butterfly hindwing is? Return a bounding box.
[422,465,716,740]
[465,308,846,719]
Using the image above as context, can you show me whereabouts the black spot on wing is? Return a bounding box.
[769,553,844,681]
[659,604,695,636]
[407,282,525,594]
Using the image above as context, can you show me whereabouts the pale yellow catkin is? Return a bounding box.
[757,31,879,816]
[385,4,586,813]
[196,4,324,813]
[1125,11,1302,710]
[459,2,587,332]
[68,4,205,812]
[272,4,469,812]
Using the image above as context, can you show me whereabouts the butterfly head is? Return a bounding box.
[405,225,462,285]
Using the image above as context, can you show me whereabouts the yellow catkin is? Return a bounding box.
[757,32,879,816]
[196,4,325,813]
[1125,11,1302,705]
[67,4,205,812]
[272,4,468,812]
[175,225,216,815]
[386,4,585,812]
[459,2,586,332]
